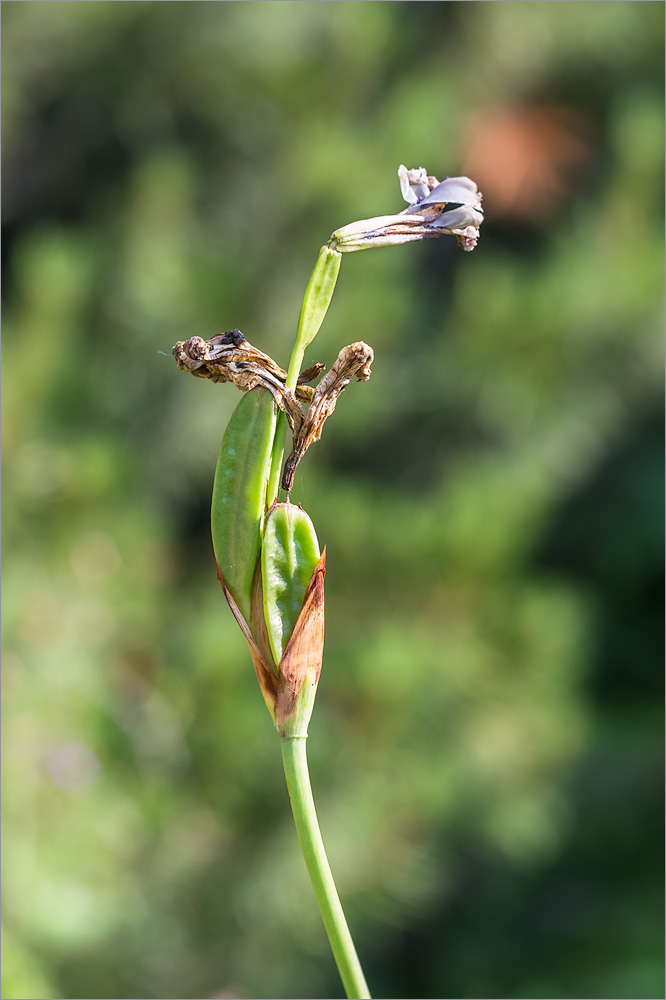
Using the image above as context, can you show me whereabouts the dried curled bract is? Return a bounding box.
[173,330,318,403]
[282,341,374,492]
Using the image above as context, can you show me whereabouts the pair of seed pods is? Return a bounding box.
[211,388,323,734]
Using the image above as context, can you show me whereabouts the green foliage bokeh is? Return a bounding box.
[2,3,663,999]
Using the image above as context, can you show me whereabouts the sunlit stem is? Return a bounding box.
[267,245,342,501]
[281,736,371,1000]
[266,414,288,504]
[286,244,342,392]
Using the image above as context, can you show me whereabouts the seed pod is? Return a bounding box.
[211,388,277,624]
[261,502,321,665]
[275,548,326,738]
[261,502,325,737]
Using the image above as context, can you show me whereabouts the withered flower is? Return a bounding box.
[173,331,374,496]
[330,164,484,252]
[173,328,319,402]
[282,342,373,492]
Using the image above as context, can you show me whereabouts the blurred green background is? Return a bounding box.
[2,3,663,999]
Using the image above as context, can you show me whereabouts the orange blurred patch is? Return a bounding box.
[463,106,595,223]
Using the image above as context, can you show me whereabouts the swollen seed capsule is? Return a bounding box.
[211,389,277,624]
[261,503,321,666]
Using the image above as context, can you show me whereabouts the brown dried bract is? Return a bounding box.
[217,564,278,722]
[282,342,373,492]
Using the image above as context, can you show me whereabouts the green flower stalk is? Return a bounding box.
[172,164,483,1000]
[267,244,342,501]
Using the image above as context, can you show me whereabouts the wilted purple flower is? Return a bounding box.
[331,164,484,253]
[398,165,436,205]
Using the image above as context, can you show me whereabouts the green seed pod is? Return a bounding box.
[261,502,321,666]
[275,547,326,738]
[211,388,277,624]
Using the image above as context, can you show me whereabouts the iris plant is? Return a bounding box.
[173,165,483,999]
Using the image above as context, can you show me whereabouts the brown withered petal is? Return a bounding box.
[217,565,278,722]
[173,330,316,405]
[297,362,327,384]
[282,342,374,493]
[276,549,326,737]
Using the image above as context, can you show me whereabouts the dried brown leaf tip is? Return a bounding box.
[282,341,374,493]
[173,329,318,403]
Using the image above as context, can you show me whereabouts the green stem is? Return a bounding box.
[268,245,342,497]
[281,736,371,1000]
[266,412,288,504]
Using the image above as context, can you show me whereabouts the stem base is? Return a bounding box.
[281,736,371,1000]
